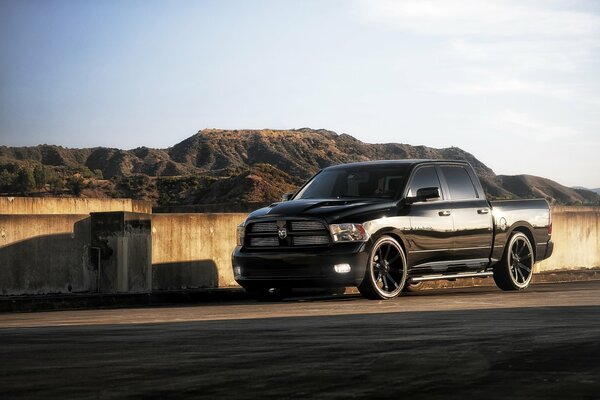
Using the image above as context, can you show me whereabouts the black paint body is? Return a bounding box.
[232,160,554,290]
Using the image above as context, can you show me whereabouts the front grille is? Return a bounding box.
[292,235,330,246]
[249,237,279,247]
[250,222,278,233]
[245,219,330,248]
[290,221,326,231]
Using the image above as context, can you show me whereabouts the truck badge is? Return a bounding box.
[278,226,287,239]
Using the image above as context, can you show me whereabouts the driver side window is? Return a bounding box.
[408,166,442,198]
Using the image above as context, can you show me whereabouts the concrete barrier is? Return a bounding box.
[0,199,598,295]
[0,214,92,295]
[0,197,152,215]
[537,206,600,272]
[150,207,600,288]
[151,213,246,290]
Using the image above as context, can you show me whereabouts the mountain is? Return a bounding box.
[499,176,600,205]
[1,128,599,207]
[573,186,600,195]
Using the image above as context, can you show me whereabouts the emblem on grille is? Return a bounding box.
[278,226,287,239]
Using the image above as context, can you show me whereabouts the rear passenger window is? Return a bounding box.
[441,166,477,200]
[408,166,441,198]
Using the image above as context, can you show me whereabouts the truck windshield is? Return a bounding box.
[295,166,409,200]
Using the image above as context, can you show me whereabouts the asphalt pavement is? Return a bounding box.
[1,281,599,399]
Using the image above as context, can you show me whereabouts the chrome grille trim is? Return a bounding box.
[290,221,326,231]
[250,222,278,233]
[249,237,279,247]
[245,219,330,248]
[292,235,330,246]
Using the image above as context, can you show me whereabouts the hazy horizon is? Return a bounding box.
[1,0,599,187]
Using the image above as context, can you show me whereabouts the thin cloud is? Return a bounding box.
[447,38,598,73]
[355,0,600,103]
[492,110,580,142]
[355,0,600,37]
[427,78,579,99]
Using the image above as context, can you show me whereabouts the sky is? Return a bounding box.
[1,0,599,188]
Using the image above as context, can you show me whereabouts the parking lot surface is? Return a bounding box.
[1,281,599,399]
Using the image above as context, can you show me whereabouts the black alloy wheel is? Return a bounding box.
[493,232,534,291]
[359,236,407,300]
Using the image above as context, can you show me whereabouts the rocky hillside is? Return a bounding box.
[498,175,599,205]
[573,186,600,195]
[1,128,598,206]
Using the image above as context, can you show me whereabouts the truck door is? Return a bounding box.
[405,165,454,269]
[439,165,493,267]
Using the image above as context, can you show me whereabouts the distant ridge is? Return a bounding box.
[573,186,600,195]
[1,128,599,206]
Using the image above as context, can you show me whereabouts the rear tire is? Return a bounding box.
[358,236,407,300]
[493,232,534,291]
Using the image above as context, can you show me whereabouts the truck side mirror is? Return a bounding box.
[406,187,440,204]
[281,192,294,202]
[417,187,440,200]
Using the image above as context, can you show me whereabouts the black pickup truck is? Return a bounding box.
[232,160,554,300]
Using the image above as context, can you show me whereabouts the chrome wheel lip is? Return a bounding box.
[369,238,406,298]
[508,235,533,288]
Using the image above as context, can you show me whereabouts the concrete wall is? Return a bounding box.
[0,203,598,295]
[151,213,246,290]
[153,202,272,213]
[537,206,600,272]
[152,207,600,289]
[0,196,152,215]
[0,214,93,295]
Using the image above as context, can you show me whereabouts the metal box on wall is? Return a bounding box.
[90,212,152,293]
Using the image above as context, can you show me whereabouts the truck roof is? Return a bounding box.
[324,159,469,170]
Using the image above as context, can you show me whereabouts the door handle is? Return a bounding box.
[477,209,489,214]
[438,210,451,216]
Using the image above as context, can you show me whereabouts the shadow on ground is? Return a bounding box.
[0,305,599,399]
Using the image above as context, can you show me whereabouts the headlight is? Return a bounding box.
[329,223,369,242]
[236,222,246,246]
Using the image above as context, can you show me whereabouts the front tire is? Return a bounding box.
[493,232,534,291]
[358,236,407,300]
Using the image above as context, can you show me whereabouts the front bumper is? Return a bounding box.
[232,243,369,289]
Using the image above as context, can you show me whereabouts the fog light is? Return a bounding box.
[334,263,351,273]
[233,266,242,277]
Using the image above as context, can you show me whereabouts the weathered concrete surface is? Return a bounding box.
[537,206,600,272]
[0,196,151,215]
[91,212,152,293]
[0,214,92,295]
[153,201,271,213]
[1,203,599,296]
[151,207,600,289]
[0,282,599,399]
[151,213,246,290]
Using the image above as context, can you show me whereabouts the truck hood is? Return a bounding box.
[246,198,395,224]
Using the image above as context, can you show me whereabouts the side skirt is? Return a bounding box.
[409,271,493,283]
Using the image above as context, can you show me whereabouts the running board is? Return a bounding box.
[410,271,493,283]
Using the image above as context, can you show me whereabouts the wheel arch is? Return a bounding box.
[370,228,408,258]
